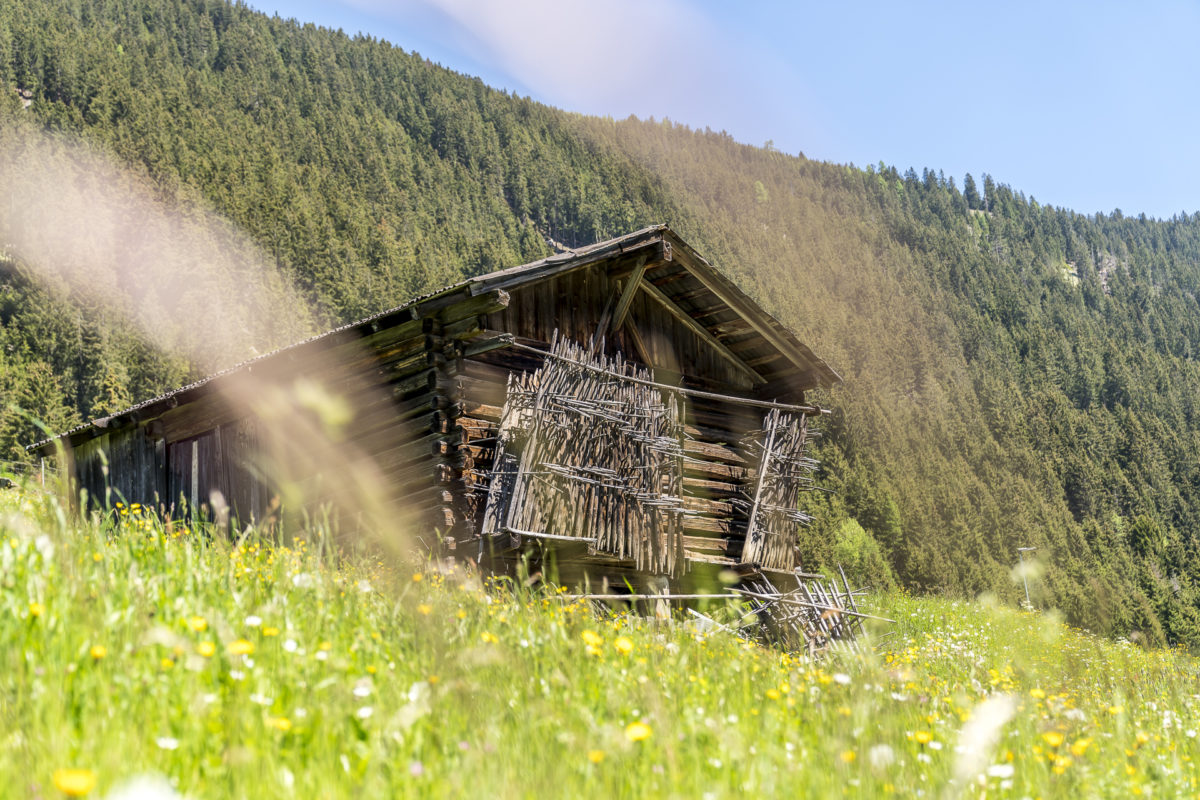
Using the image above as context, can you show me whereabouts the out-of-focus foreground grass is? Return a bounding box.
[2,484,1198,798]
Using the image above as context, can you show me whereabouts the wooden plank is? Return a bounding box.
[683,438,746,464]
[467,236,666,295]
[682,476,741,497]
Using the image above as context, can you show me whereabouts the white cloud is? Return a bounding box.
[346,0,753,124]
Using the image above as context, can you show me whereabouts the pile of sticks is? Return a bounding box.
[480,336,688,574]
[563,566,885,657]
[734,567,876,656]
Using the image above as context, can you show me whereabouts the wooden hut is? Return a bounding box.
[32,225,840,592]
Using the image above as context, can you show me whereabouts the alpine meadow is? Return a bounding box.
[6,1,1200,796]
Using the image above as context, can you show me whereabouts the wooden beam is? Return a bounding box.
[623,318,654,366]
[611,256,648,332]
[636,278,763,384]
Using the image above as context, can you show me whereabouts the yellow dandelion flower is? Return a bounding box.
[92,553,102,563]
[227,639,254,656]
[53,768,97,796]
[412,573,424,583]
[186,616,207,633]
[766,688,781,700]
[1070,737,1092,757]
[268,717,292,732]
[588,750,605,764]
[160,658,174,670]
[263,626,280,637]
[456,609,467,620]
[614,636,634,655]
[1029,688,1045,699]
[840,750,856,763]
[29,601,44,618]
[581,630,603,647]
[196,641,216,658]
[1108,705,1124,715]
[480,632,498,644]
[319,641,332,652]
[1135,731,1150,747]
[89,645,107,660]
[1042,731,1065,748]
[913,731,933,745]
[625,722,652,742]
[417,604,433,616]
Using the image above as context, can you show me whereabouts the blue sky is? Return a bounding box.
[255,1,1200,219]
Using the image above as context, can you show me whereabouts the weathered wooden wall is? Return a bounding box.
[483,261,756,391]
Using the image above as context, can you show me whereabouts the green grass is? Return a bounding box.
[3,485,1200,798]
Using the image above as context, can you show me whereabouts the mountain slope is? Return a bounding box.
[4,0,1200,643]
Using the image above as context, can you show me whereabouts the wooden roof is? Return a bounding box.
[31,225,838,452]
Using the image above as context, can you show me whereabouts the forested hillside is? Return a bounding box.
[4,0,1200,644]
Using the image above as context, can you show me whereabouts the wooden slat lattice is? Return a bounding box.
[741,408,817,571]
[481,336,687,575]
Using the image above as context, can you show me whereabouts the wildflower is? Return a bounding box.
[614,636,634,655]
[625,722,652,742]
[356,706,374,720]
[588,750,605,764]
[1042,731,1065,748]
[52,768,97,796]
[1070,737,1093,757]
[417,604,432,616]
[29,601,44,618]
[155,736,180,751]
[245,615,263,627]
[986,763,1014,779]
[263,626,280,637]
[228,639,254,656]
[186,616,207,633]
[840,750,857,763]
[412,573,424,583]
[268,717,292,732]
[196,642,216,658]
[766,688,781,700]
[1029,688,1045,699]
[1108,705,1124,715]
[913,731,933,745]
[89,645,107,660]
[581,630,603,647]
[868,744,895,768]
[480,632,498,644]
[92,553,102,563]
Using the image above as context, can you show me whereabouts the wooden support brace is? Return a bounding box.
[611,256,648,332]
